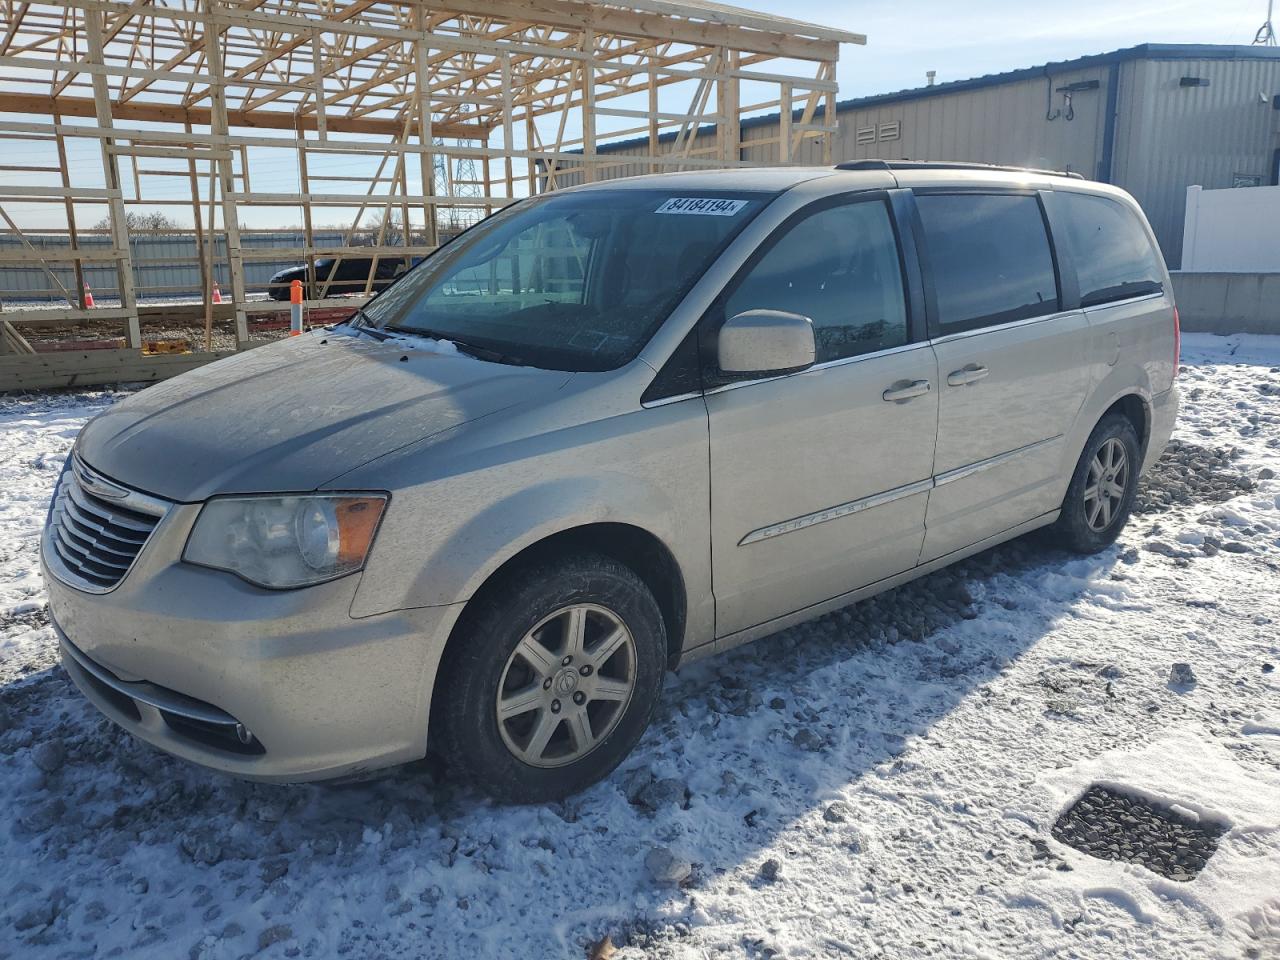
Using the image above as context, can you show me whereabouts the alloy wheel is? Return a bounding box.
[495,603,636,768]
[1083,437,1129,532]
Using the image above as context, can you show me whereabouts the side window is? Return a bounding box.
[915,193,1059,335]
[724,199,908,364]
[1056,192,1164,307]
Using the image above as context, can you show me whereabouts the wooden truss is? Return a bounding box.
[0,0,861,362]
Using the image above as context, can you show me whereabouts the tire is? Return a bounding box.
[433,552,666,803]
[1050,413,1142,554]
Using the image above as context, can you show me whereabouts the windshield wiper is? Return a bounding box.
[341,308,394,340]
[382,324,528,366]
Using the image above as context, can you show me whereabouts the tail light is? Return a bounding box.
[1172,305,1181,379]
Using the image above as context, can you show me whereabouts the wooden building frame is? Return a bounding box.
[0,0,862,388]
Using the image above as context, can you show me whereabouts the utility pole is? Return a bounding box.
[1255,0,1277,45]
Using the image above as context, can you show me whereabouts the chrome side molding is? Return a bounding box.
[739,434,1063,546]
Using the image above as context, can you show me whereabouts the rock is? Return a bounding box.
[418,885,443,907]
[769,698,786,710]
[1259,468,1276,480]
[253,800,287,823]
[21,798,64,834]
[1221,541,1251,554]
[13,901,56,931]
[635,777,688,812]
[621,767,655,805]
[645,847,691,886]
[791,728,824,752]
[179,831,224,866]
[1263,663,1275,674]
[759,858,782,883]
[1168,663,1197,687]
[257,925,292,951]
[823,801,852,824]
[82,902,108,925]
[260,859,289,884]
[31,738,65,773]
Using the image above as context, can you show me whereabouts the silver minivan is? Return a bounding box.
[43,162,1179,802]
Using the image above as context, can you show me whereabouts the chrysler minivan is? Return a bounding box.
[43,162,1178,802]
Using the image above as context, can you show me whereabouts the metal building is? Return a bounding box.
[592,44,1280,268]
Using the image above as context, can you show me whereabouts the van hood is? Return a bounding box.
[76,330,572,503]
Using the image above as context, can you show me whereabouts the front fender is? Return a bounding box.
[360,471,680,619]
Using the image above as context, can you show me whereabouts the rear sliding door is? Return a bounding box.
[914,190,1093,561]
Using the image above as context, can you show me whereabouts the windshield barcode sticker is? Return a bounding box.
[654,197,748,216]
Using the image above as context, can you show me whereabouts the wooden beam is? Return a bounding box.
[0,92,491,138]
[0,347,243,393]
[84,5,140,348]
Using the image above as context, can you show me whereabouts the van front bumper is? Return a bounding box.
[45,555,465,783]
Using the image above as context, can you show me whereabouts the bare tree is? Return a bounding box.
[92,211,182,232]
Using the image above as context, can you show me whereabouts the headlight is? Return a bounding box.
[183,493,387,589]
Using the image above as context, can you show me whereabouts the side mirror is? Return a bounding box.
[717,309,816,376]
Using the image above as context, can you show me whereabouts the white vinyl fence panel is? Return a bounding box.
[1181,184,1280,273]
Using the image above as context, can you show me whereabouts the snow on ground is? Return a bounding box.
[1,334,1278,960]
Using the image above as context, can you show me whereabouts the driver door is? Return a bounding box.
[705,193,939,637]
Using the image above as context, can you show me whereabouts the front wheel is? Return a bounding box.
[434,553,666,803]
[1050,413,1141,554]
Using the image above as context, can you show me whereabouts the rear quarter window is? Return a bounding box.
[915,193,1060,336]
[1055,192,1165,307]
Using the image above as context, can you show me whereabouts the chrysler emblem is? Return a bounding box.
[75,461,129,500]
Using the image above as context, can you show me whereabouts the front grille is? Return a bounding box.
[46,457,169,592]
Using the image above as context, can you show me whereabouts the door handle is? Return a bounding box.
[947,364,990,387]
[882,379,931,403]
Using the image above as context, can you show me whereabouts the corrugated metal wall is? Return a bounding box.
[0,231,349,302]
[819,63,1111,177]
[1114,57,1280,267]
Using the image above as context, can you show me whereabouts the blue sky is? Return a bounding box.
[796,0,1268,98]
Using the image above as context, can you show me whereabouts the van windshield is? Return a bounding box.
[358,189,772,371]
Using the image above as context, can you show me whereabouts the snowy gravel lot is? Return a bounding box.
[2,333,1279,960]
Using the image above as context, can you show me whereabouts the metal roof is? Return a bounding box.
[826,43,1280,113]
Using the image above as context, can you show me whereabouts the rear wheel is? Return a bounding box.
[434,553,666,803]
[1050,413,1141,553]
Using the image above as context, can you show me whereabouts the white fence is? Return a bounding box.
[1181,184,1280,273]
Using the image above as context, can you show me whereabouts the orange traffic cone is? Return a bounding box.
[83,281,94,308]
[211,279,223,304]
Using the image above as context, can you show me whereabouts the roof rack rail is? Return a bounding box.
[834,159,1086,180]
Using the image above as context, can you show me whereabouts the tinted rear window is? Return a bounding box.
[916,193,1059,335]
[1056,192,1164,308]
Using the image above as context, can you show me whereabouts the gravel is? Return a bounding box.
[1131,439,1253,516]
[1051,785,1228,882]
